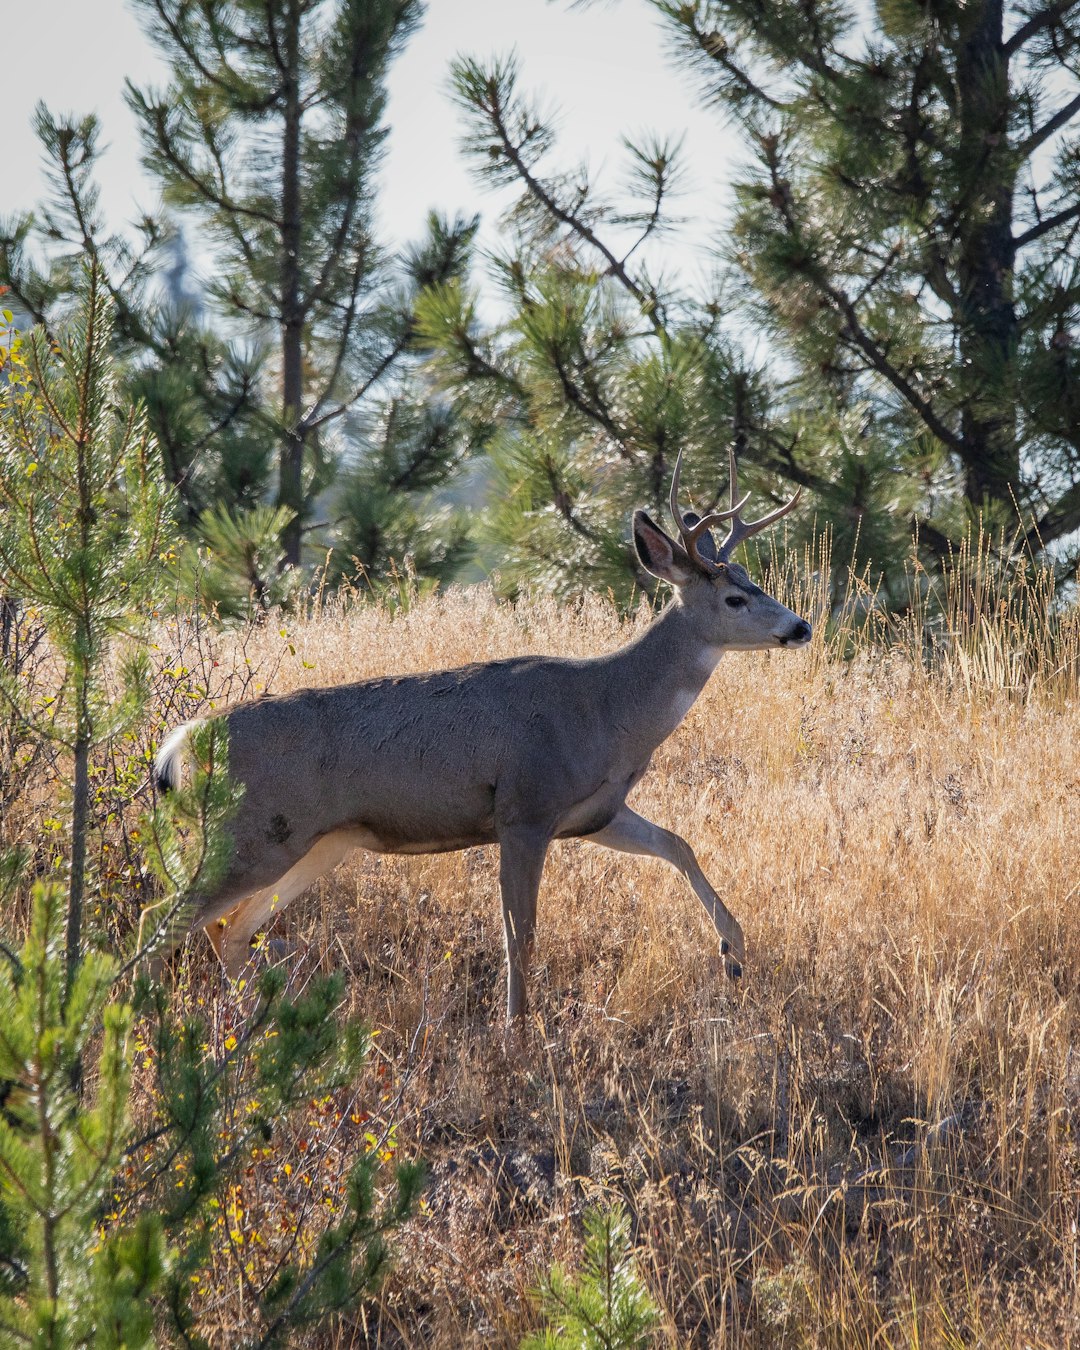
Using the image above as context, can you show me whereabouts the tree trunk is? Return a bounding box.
[66,731,89,1011]
[955,0,1021,511]
[278,2,306,568]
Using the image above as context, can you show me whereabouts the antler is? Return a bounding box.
[668,450,749,573]
[717,446,802,561]
[668,448,803,572]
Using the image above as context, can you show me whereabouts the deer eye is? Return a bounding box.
[725,594,747,609]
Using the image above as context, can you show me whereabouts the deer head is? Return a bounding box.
[632,449,811,651]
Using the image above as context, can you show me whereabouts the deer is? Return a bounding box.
[153,451,811,1023]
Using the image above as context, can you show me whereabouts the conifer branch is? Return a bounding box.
[1014,195,1080,247]
[473,74,666,333]
[1004,0,1080,57]
[143,0,283,113]
[303,337,408,433]
[1017,88,1080,156]
[1025,475,1080,548]
[683,16,786,110]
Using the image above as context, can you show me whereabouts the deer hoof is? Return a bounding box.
[719,940,743,980]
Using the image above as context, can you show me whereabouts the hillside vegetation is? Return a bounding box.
[3,560,1079,1346]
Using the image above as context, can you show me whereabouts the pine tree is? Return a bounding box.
[656,0,1080,570]
[0,105,269,530]
[433,6,1080,597]
[0,265,173,999]
[125,0,477,569]
[522,1204,660,1350]
[0,882,165,1350]
[416,55,809,600]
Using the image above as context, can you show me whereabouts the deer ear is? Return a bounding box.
[633,511,693,586]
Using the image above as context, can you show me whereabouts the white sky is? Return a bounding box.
[3,0,742,294]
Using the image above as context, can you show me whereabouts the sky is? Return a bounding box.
[4,0,743,294]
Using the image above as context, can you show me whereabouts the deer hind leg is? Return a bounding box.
[497,828,550,1024]
[584,805,745,974]
[209,830,360,977]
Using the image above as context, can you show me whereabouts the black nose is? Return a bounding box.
[785,620,812,645]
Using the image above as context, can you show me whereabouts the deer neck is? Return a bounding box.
[601,600,723,757]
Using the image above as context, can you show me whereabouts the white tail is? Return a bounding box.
[153,454,810,1022]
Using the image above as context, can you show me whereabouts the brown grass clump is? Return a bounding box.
[4,561,1080,1347]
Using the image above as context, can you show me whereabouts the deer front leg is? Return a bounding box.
[497,828,550,1023]
[585,805,745,976]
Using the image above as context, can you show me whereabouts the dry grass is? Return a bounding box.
[5,563,1080,1347]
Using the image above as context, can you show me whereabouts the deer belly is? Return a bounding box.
[369,830,498,856]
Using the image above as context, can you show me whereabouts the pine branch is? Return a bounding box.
[683,16,786,111]
[541,456,605,544]
[1015,194,1080,247]
[1017,88,1080,156]
[1025,475,1080,548]
[302,253,371,425]
[549,350,634,457]
[132,90,280,232]
[0,264,48,330]
[1003,0,1080,57]
[616,136,683,266]
[760,153,965,453]
[836,306,962,451]
[143,0,284,114]
[757,433,838,500]
[472,72,667,333]
[303,336,408,433]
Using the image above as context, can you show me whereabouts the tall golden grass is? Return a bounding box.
[3,540,1079,1346]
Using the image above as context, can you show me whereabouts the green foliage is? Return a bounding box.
[0,267,172,683]
[3,9,482,597]
[0,880,164,1350]
[0,272,419,1346]
[433,3,1080,599]
[654,0,1080,573]
[522,1203,660,1350]
[0,106,271,530]
[422,54,816,602]
[125,0,479,571]
[125,960,423,1348]
[0,873,420,1349]
[179,503,302,620]
[0,265,175,996]
[331,396,474,588]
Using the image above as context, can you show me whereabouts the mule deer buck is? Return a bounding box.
[154,452,811,1022]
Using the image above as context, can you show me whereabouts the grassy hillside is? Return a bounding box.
[4,567,1079,1347]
